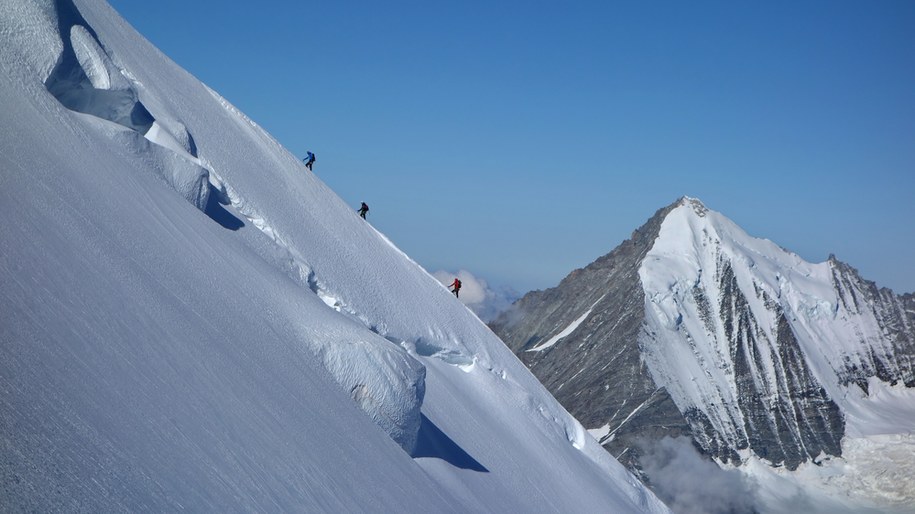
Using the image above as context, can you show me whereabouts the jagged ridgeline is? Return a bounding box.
[491,197,915,471]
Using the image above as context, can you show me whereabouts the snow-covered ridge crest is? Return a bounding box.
[638,197,913,469]
[1,0,669,511]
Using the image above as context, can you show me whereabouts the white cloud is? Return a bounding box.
[639,437,759,514]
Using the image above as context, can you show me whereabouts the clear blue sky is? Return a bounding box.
[108,0,915,294]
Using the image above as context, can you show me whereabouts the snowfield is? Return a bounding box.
[0,0,668,512]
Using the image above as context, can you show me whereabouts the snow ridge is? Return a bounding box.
[0,1,670,511]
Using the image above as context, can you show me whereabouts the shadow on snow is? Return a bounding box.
[204,183,244,230]
[411,414,488,472]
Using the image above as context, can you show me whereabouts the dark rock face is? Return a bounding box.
[491,201,689,469]
[491,198,914,473]
[721,260,844,468]
[829,257,915,389]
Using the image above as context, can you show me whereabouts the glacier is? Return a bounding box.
[0,0,669,511]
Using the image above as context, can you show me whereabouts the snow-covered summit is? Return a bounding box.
[641,197,914,447]
[493,197,915,512]
[640,198,915,510]
[0,1,669,511]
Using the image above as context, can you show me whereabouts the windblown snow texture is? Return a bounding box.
[493,197,915,510]
[0,1,669,512]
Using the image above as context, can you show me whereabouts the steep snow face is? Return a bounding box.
[638,197,913,469]
[4,0,420,450]
[0,1,669,512]
[0,0,63,81]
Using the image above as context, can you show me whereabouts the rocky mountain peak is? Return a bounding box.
[493,197,915,474]
[679,195,709,217]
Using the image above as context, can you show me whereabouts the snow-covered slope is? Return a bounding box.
[493,197,915,512]
[0,1,669,511]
